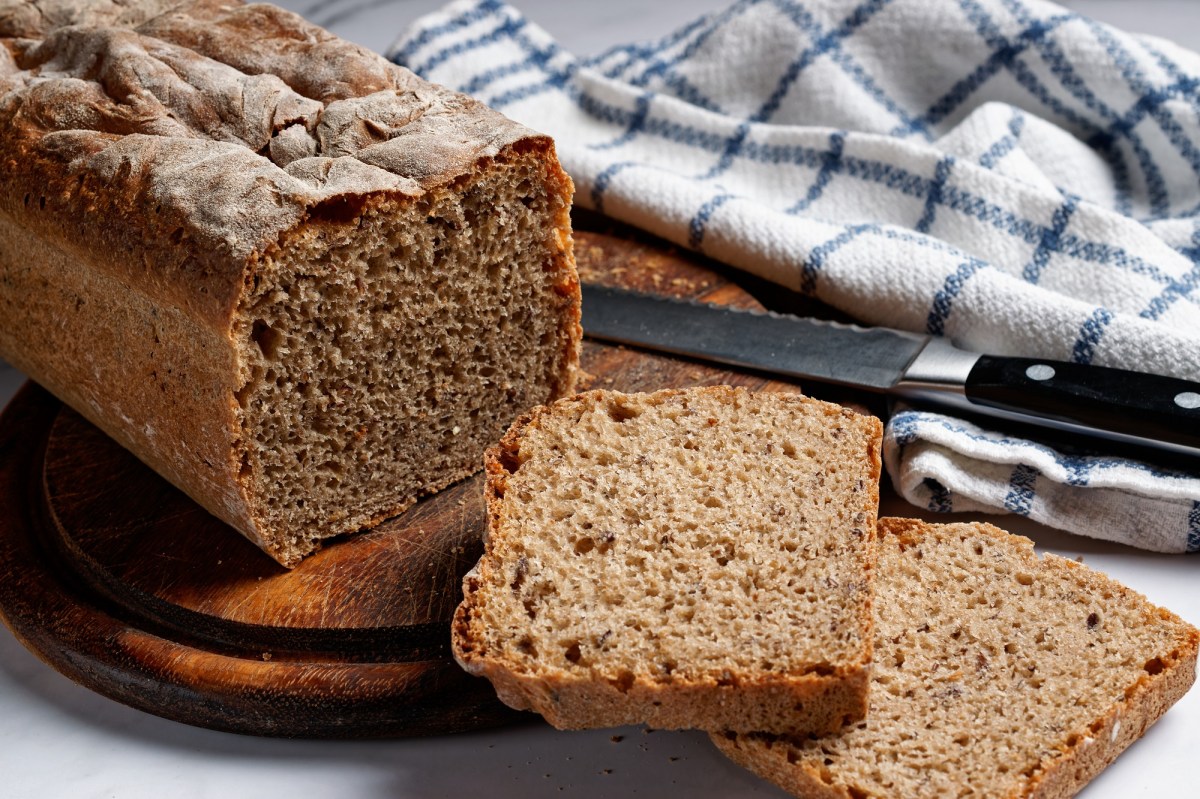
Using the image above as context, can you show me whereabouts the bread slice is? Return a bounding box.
[451,386,883,734]
[714,518,1200,798]
[0,0,580,566]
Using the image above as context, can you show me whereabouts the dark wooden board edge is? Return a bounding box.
[41,406,471,664]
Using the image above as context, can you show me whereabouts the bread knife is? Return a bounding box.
[580,284,1200,462]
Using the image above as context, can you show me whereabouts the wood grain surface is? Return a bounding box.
[0,217,834,738]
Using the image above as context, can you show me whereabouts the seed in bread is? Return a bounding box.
[452,386,884,735]
[0,0,581,566]
[713,518,1200,798]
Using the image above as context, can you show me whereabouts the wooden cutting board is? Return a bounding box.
[0,218,846,738]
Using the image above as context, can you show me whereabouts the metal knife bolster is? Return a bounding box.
[892,336,980,398]
[891,337,993,417]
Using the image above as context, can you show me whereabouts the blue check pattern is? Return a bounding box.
[886,408,1200,552]
[393,0,1200,551]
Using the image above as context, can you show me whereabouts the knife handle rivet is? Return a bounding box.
[1176,391,1200,410]
[1025,364,1055,381]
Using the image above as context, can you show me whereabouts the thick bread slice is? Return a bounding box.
[0,0,580,566]
[714,518,1200,798]
[452,386,883,734]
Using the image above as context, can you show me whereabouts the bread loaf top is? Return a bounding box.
[0,0,549,327]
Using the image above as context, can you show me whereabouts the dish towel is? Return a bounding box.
[390,0,1200,553]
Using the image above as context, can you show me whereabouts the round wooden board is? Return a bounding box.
[0,225,835,738]
[0,382,521,738]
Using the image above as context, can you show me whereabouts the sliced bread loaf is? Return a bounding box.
[714,518,1200,798]
[451,386,884,734]
[0,0,580,566]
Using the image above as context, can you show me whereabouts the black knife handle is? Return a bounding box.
[964,355,1200,449]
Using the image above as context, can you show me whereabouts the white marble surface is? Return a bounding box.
[3,1,1199,797]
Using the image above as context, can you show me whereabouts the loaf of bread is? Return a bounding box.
[452,386,883,734]
[0,1,581,565]
[714,518,1200,798]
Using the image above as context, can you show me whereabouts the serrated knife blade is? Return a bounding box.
[580,284,1200,463]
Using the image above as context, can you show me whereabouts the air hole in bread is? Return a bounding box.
[251,320,282,360]
[610,670,635,693]
[509,557,528,593]
[234,381,254,409]
[497,446,521,476]
[365,253,389,278]
[607,401,641,423]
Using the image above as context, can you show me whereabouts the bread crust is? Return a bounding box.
[1019,555,1199,799]
[455,386,883,734]
[0,0,581,564]
[712,518,1200,798]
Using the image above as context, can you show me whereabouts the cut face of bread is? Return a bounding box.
[452,386,884,734]
[714,518,1200,798]
[235,147,577,565]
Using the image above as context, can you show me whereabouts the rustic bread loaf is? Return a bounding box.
[714,518,1200,798]
[0,0,581,566]
[452,386,884,734]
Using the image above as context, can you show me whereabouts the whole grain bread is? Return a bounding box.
[452,386,883,734]
[0,0,581,566]
[714,518,1200,798]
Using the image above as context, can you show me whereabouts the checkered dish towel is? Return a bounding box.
[390,0,1200,553]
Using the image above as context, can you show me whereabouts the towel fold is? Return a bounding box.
[391,0,1200,552]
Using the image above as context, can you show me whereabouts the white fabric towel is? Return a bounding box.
[390,0,1200,552]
